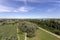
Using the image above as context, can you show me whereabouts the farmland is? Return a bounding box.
[0,19,60,40]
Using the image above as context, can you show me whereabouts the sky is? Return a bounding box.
[0,0,60,18]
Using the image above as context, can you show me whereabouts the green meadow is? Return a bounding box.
[0,19,60,40]
[27,29,60,40]
[0,23,17,40]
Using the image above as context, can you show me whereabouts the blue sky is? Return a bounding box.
[0,0,60,18]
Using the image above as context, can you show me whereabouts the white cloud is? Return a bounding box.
[0,5,14,12]
[14,0,58,3]
[0,5,34,12]
[13,10,18,12]
[52,1,60,3]
[18,6,28,12]
[47,8,57,12]
[16,6,34,12]
[47,9,53,12]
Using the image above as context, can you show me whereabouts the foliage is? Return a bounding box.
[26,19,60,35]
[18,21,38,38]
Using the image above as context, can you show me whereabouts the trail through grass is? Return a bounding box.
[25,33,27,40]
[27,28,60,40]
[38,27,60,39]
[17,26,20,40]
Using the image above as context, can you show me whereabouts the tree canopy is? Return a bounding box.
[18,21,38,38]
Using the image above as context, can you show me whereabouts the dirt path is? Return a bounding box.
[17,27,20,40]
[38,27,60,39]
[25,33,27,40]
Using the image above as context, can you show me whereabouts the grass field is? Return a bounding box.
[27,29,60,40]
[20,32,25,40]
[0,20,60,40]
[0,23,17,40]
[19,27,60,40]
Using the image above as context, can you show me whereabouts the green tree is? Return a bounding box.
[18,21,38,38]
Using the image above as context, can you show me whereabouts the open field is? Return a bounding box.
[19,26,60,40]
[27,29,60,40]
[0,19,60,40]
[0,22,17,40]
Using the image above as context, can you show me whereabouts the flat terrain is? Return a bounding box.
[27,29,60,40]
[0,19,60,40]
[0,23,17,40]
[0,23,60,40]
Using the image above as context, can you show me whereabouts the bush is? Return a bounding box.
[53,30,60,35]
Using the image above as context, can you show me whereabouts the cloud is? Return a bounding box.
[0,5,18,12]
[0,5,13,12]
[13,6,34,12]
[47,9,54,12]
[0,0,60,12]
[18,6,29,12]
[0,5,34,12]
[52,1,60,3]
[17,6,34,12]
[1,0,60,4]
[51,1,60,7]
[14,0,59,3]
[0,0,34,12]
[46,8,57,12]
